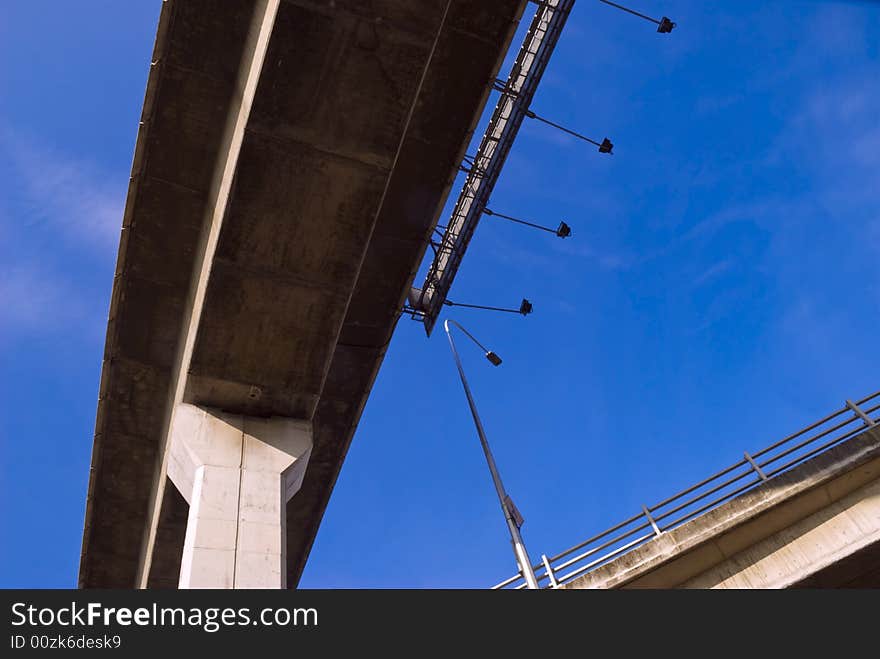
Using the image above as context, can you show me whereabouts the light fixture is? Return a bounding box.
[484,208,573,239]
[442,297,535,316]
[403,289,535,321]
[525,109,614,155]
[657,16,675,33]
[598,0,676,34]
[444,319,540,589]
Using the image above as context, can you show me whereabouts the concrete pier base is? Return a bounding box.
[167,403,312,588]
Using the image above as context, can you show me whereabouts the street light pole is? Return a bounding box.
[444,319,540,589]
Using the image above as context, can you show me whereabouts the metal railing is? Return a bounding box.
[492,390,880,589]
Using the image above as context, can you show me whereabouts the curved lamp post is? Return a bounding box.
[444,319,539,589]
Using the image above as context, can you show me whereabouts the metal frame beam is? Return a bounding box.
[415,0,575,335]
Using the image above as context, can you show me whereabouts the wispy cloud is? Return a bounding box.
[770,74,880,197]
[1,128,124,251]
[744,58,880,352]
[642,198,782,267]
[692,258,732,287]
[551,239,633,271]
[0,126,122,339]
[868,217,880,251]
[694,92,744,117]
[486,235,560,270]
[0,264,85,335]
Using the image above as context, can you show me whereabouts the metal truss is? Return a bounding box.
[413,0,575,335]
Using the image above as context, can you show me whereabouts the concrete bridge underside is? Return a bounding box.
[79,0,526,588]
[563,426,880,589]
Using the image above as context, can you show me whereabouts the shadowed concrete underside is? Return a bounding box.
[80,0,526,588]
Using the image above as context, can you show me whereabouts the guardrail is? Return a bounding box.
[492,390,880,589]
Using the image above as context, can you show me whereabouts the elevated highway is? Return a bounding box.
[565,425,880,588]
[493,393,880,590]
[79,0,527,588]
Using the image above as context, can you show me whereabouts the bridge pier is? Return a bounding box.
[78,0,529,588]
[167,404,312,588]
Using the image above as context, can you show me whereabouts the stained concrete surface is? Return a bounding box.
[80,0,527,588]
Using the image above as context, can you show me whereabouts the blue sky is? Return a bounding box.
[1,1,878,588]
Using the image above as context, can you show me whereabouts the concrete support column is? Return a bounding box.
[167,403,311,588]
